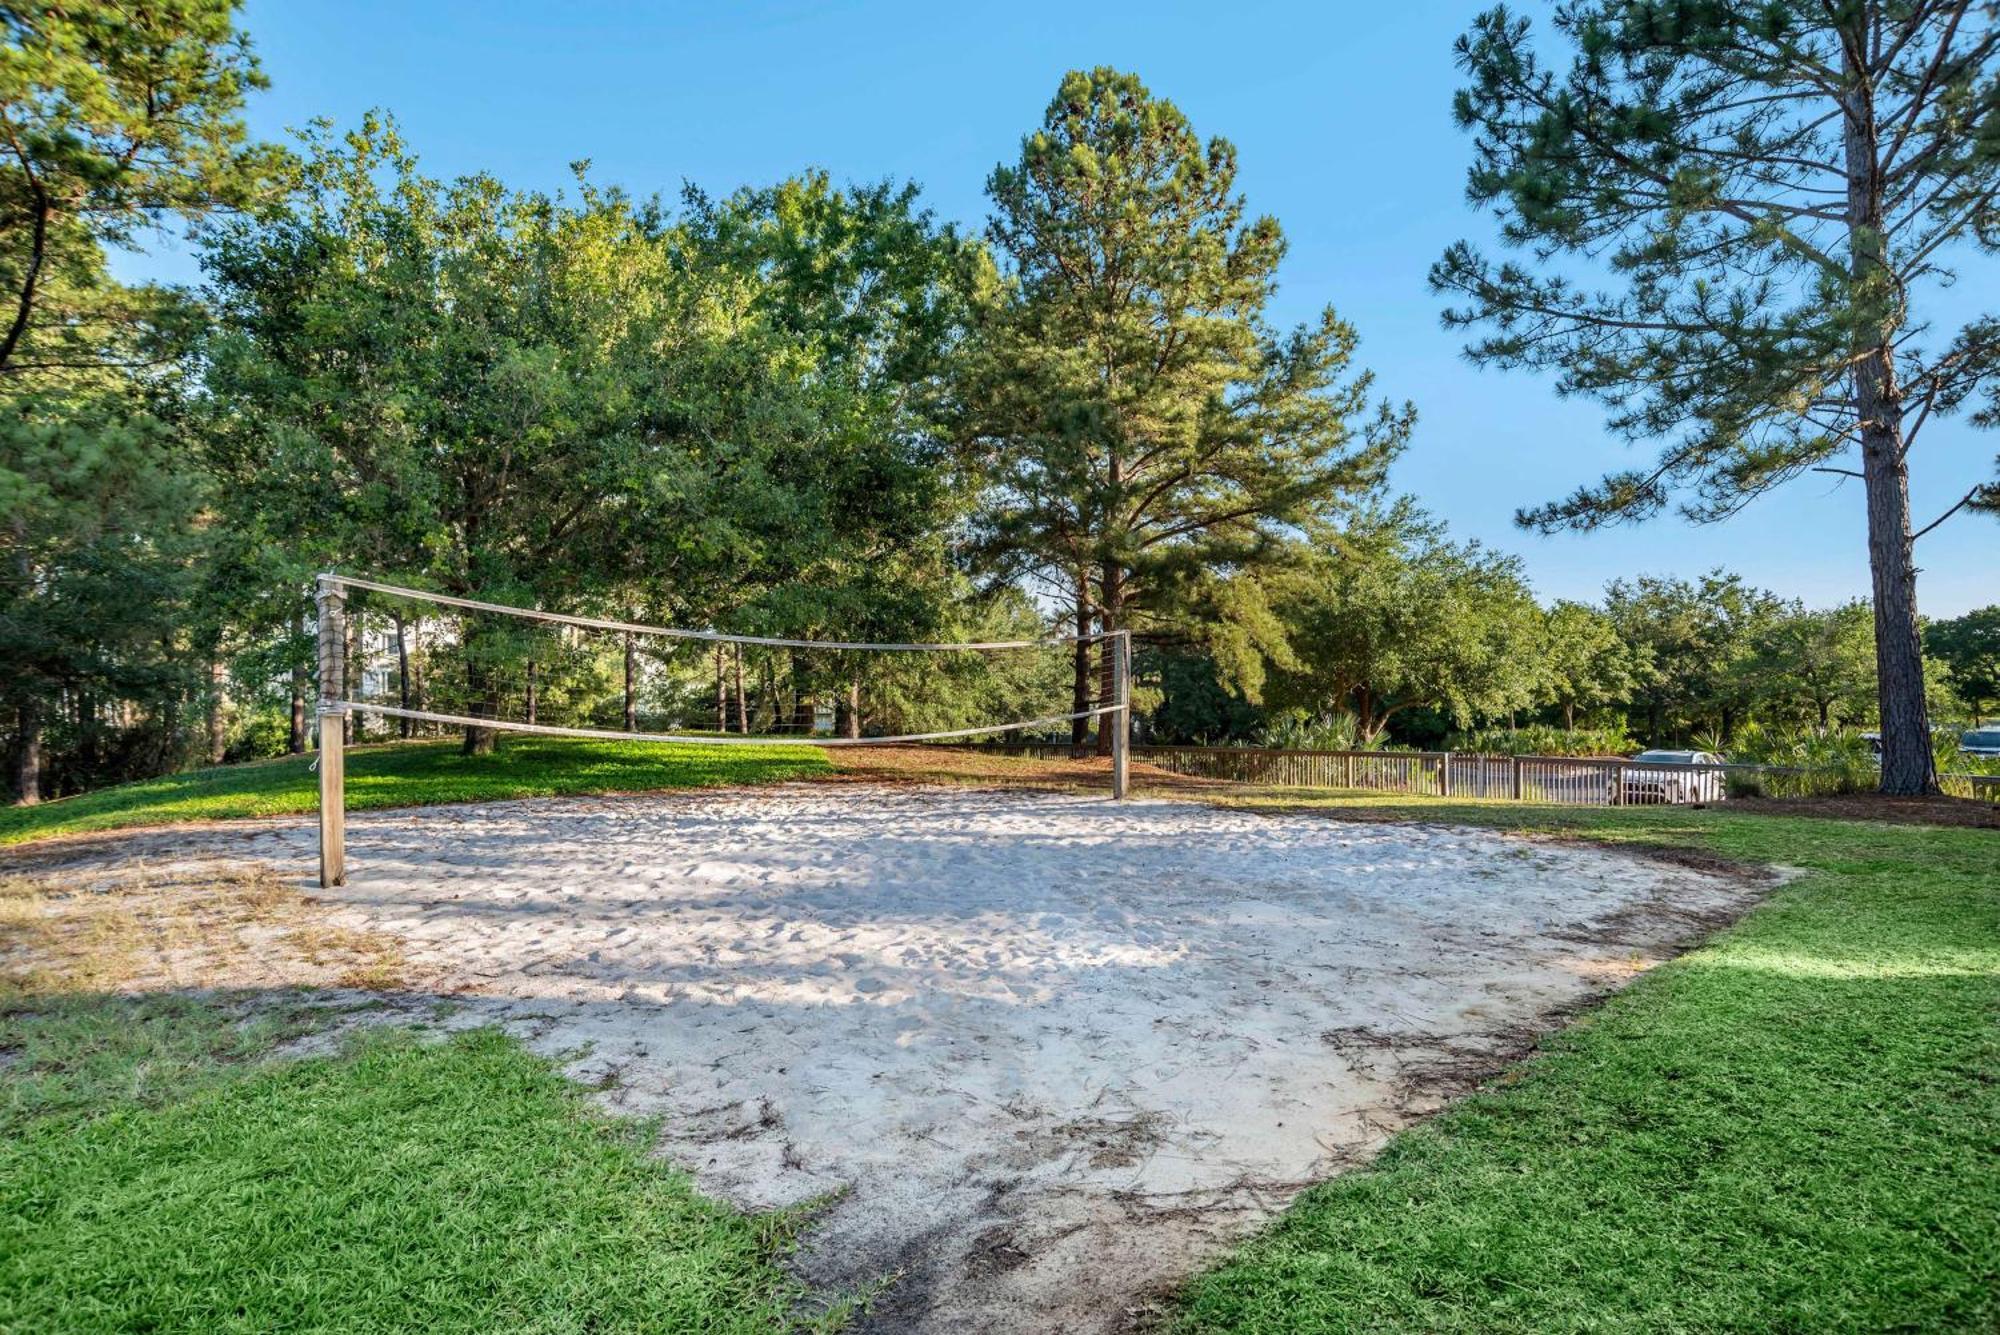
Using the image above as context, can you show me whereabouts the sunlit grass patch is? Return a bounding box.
[1174,800,2000,1333]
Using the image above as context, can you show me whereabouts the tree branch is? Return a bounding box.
[1912,484,1981,542]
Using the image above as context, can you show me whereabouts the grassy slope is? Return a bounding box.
[0,736,831,846]
[1176,796,2000,1333]
[0,994,847,1333]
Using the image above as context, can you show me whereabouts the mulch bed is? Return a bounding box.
[1728,792,1999,829]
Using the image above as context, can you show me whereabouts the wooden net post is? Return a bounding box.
[1111,630,1131,800]
[316,576,347,888]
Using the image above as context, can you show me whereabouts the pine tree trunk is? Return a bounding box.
[623,632,637,731]
[14,700,40,805]
[460,623,498,756]
[289,665,306,754]
[732,644,747,734]
[714,644,727,733]
[1095,563,1124,757]
[77,687,96,779]
[207,659,228,764]
[1069,574,1093,758]
[395,613,413,737]
[1859,397,1937,793]
[1843,40,1938,796]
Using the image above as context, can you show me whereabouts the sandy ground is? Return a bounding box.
[9,785,1767,1332]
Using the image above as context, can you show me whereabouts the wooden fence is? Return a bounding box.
[977,741,2000,806]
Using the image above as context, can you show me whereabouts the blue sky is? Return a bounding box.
[123,0,1996,615]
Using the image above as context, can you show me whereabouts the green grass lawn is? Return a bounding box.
[0,994,852,1333]
[3,770,1992,1330]
[0,736,832,846]
[1174,795,2000,1333]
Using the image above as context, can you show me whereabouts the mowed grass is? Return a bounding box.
[0,736,831,846]
[1175,795,2000,1333]
[0,995,847,1333]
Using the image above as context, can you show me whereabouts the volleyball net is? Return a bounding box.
[311,572,1132,884]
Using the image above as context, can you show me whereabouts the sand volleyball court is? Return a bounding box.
[29,785,1763,1331]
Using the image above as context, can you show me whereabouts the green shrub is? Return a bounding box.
[1255,710,1372,752]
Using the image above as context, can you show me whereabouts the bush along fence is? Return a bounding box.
[977,742,2000,806]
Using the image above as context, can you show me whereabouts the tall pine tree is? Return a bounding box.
[1433,3,2000,794]
[956,67,1410,752]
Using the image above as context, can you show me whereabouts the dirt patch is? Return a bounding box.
[0,860,409,996]
[1730,791,1999,829]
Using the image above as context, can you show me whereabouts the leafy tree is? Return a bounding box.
[1752,599,1877,731]
[1539,599,1649,730]
[1603,571,1784,744]
[200,121,726,750]
[1267,507,1545,744]
[1143,645,1264,745]
[956,67,1410,753]
[200,123,983,754]
[1434,3,2000,793]
[1927,605,2000,722]
[676,173,980,653]
[1,398,207,801]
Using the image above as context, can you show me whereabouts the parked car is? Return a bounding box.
[1961,728,2000,758]
[1620,749,1728,804]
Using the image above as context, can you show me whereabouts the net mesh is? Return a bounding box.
[322,575,1123,748]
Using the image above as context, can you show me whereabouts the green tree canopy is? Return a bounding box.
[198,120,982,753]
[1751,599,1878,732]
[2,0,276,803]
[1539,599,1650,731]
[0,0,280,380]
[1265,506,1545,744]
[1926,606,2000,722]
[1603,570,1785,745]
